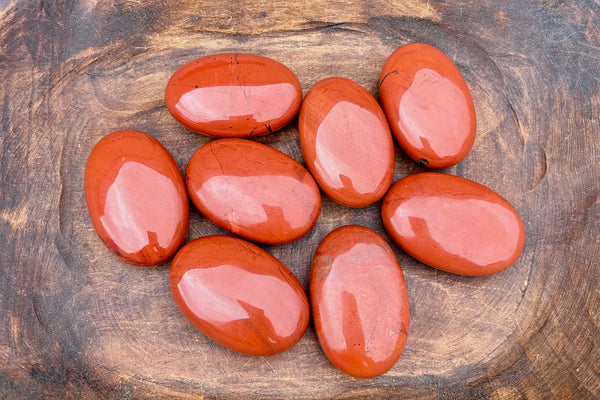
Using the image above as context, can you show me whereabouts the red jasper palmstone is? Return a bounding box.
[382,172,525,276]
[186,138,321,244]
[165,53,302,137]
[169,235,310,356]
[298,77,394,207]
[379,43,476,168]
[84,130,189,266]
[310,225,410,378]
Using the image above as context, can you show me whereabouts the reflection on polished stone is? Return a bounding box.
[186,138,321,244]
[379,43,476,168]
[382,172,525,275]
[310,225,410,378]
[299,77,394,207]
[84,130,188,266]
[169,235,309,356]
[165,53,302,137]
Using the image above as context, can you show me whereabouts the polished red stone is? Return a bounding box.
[298,77,394,207]
[165,53,302,137]
[186,138,321,244]
[84,130,189,266]
[382,173,525,276]
[379,43,476,168]
[169,235,310,356]
[310,225,410,378]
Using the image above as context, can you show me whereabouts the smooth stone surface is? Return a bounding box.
[169,235,310,356]
[298,77,394,207]
[382,172,525,276]
[379,43,476,169]
[165,53,302,137]
[310,225,410,378]
[84,130,189,266]
[186,138,321,244]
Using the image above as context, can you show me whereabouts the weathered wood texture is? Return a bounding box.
[1,1,599,399]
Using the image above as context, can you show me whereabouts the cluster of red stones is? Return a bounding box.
[84,46,525,378]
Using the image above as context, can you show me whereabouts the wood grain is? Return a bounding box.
[1,1,599,398]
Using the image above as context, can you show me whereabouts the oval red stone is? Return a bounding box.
[298,77,394,207]
[169,235,310,356]
[382,173,525,276]
[310,225,410,378]
[186,138,321,244]
[165,53,302,137]
[84,130,189,266]
[379,43,476,168]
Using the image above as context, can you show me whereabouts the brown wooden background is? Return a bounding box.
[1,1,599,399]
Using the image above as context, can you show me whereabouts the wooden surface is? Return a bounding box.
[1,1,599,398]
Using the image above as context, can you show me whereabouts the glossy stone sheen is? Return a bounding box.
[382,173,525,276]
[169,236,310,356]
[379,43,476,168]
[310,225,410,378]
[186,139,321,244]
[298,77,394,207]
[165,53,302,137]
[84,130,189,266]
